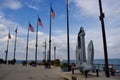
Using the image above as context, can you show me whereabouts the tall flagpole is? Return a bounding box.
[45,39,46,61]
[5,37,9,64]
[98,0,109,77]
[66,0,70,71]
[54,46,56,60]
[5,29,11,64]
[13,26,18,60]
[43,39,47,61]
[48,3,52,68]
[26,23,30,66]
[35,15,39,66]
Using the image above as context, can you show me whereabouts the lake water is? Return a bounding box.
[16,59,120,70]
[62,59,120,71]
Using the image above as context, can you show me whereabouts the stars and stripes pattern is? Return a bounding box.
[15,28,17,33]
[29,23,34,32]
[51,7,55,19]
[38,17,43,26]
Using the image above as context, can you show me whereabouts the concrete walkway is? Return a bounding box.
[0,64,120,80]
[0,64,64,80]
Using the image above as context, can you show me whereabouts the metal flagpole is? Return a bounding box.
[48,3,52,68]
[26,23,30,66]
[66,0,70,71]
[5,29,11,64]
[45,39,46,61]
[98,0,109,77]
[43,39,47,61]
[13,26,18,60]
[5,36,10,64]
[35,15,39,67]
[54,46,56,60]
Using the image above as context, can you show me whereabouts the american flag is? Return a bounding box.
[38,17,43,26]
[15,28,17,33]
[29,24,34,32]
[51,7,55,19]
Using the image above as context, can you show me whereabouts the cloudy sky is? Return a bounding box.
[0,0,120,61]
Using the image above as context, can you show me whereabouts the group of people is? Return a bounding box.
[108,65,116,76]
[103,64,117,76]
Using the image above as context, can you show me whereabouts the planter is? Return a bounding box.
[29,61,36,67]
[43,61,50,69]
[61,67,68,72]
[54,64,60,67]
[44,65,49,68]
[22,61,26,66]
[54,59,60,67]
[32,64,36,67]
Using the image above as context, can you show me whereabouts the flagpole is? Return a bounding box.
[98,0,109,77]
[5,36,10,64]
[43,39,47,61]
[26,22,30,66]
[66,0,70,71]
[35,15,39,66]
[5,29,11,64]
[48,3,52,68]
[13,26,18,60]
[54,46,56,60]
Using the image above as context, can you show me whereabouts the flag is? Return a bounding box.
[29,24,34,32]
[8,32,11,39]
[51,7,55,19]
[38,17,43,26]
[15,28,17,33]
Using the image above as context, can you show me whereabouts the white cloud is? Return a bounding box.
[53,30,65,34]
[72,0,99,16]
[25,3,39,11]
[0,24,7,35]
[0,14,49,60]
[86,27,120,59]
[24,0,43,11]
[70,0,120,59]
[0,15,28,60]
[0,16,18,34]
[2,0,22,10]
[72,0,120,20]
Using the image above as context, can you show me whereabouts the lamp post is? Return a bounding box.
[66,0,70,71]
[98,0,109,77]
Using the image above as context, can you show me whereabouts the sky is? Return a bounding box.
[0,0,120,61]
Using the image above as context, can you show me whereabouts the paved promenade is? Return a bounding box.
[0,64,120,80]
[0,64,64,80]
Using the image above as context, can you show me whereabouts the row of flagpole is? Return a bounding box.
[5,1,69,68]
[25,15,43,66]
[5,27,18,64]
[5,3,56,66]
[5,29,11,64]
